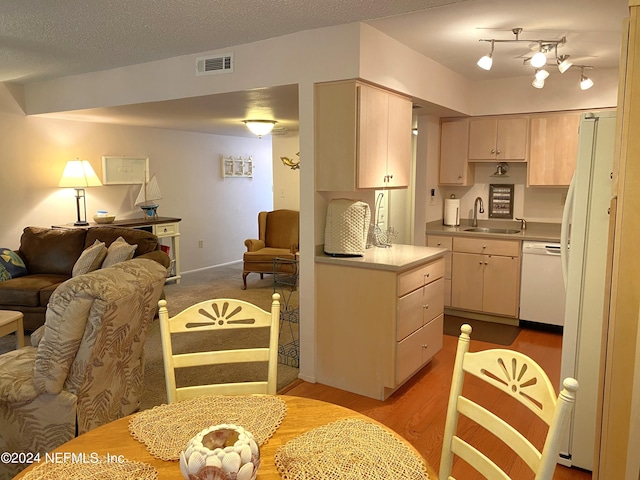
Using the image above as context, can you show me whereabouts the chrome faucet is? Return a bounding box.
[515,217,527,230]
[472,197,484,227]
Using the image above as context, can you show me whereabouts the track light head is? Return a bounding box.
[578,66,594,90]
[532,77,545,89]
[535,68,550,81]
[530,43,547,68]
[557,54,573,73]
[477,40,494,70]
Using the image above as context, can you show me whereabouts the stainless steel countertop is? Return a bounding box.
[315,244,446,272]
[425,219,562,243]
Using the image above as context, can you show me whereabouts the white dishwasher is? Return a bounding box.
[519,242,566,326]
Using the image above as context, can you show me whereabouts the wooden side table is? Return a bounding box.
[0,310,25,349]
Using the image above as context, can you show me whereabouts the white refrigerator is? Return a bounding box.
[559,111,616,470]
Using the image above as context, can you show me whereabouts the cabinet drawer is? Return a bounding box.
[427,235,452,279]
[398,258,445,297]
[427,235,453,250]
[397,278,444,341]
[396,314,443,384]
[154,223,179,237]
[453,236,520,256]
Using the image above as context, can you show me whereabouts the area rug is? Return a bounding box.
[443,315,521,346]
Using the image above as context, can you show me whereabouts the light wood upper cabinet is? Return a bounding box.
[468,117,528,162]
[439,119,474,186]
[528,113,581,186]
[315,80,412,191]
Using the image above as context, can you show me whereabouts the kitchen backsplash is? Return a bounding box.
[438,163,567,224]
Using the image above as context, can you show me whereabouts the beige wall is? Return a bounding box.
[0,84,274,272]
[272,132,300,211]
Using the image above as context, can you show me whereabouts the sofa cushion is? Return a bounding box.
[18,227,86,275]
[101,237,137,268]
[0,248,28,281]
[0,274,69,307]
[85,226,158,257]
[72,240,107,277]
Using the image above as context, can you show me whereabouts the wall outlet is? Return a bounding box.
[198,240,204,248]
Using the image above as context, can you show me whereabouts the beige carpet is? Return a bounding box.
[0,262,300,411]
[142,262,299,409]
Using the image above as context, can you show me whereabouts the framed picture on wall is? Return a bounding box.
[489,184,514,219]
[102,156,148,185]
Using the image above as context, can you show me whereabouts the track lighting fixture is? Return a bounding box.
[476,27,595,91]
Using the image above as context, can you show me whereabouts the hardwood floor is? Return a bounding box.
[281,324,592,480]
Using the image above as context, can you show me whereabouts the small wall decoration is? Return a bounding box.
[489,184,514,219]
[221,156,253,178]
[281,152,300,170]
[102,156,149,185]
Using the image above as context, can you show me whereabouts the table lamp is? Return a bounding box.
[58,159,102,226]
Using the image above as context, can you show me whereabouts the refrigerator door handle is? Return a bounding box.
[561,172,576,289]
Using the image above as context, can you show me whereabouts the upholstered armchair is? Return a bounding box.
[242,209,299,289]
[0,258,167,478]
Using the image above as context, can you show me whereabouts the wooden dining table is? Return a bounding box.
[14,394,438,479]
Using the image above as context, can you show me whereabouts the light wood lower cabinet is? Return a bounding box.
[426,235,452,306]
[450,237,521,318]
[316,257,445,400]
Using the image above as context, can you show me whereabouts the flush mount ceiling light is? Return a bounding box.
[243,120,277,137]
[476,28,595,91]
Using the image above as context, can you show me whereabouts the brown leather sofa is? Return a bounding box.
[242,209,299,289]
[0,226,170,331]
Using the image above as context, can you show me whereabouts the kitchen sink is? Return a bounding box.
[463,227,521,234]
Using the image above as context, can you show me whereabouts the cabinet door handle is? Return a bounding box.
[479,261,483,265]
[491,149,496,154]
[484,261,489,265]
[424,272,430,278]
[496,150,501,155]
[423,304,429,309]
[457,174,463,179]
[422,344,429,349]
[482,245,487,249]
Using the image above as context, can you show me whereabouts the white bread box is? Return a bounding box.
[324,199,371,256]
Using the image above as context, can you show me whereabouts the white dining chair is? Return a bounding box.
[440,323,579,480]
[158,293,280,403]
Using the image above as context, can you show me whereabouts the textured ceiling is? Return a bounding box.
[3,0,629,136]
[0,0,468,84]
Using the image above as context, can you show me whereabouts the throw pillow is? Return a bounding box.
[102,236,137,268]
[0,248,28,281]
[72,239,108,277]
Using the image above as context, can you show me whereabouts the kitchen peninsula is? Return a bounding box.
[315,244,446,400]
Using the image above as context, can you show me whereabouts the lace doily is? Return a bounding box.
[21,456,157,480]
[129,394,286,461]
[274,418,430,480]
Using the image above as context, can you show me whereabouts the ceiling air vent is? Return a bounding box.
[196,53,233,76]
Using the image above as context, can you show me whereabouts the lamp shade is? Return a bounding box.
[530,51,547,68]
[243,120,276,137]
[477,54,493,70]
[58,160,102,188]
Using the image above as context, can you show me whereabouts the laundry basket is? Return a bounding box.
[323,199,371,256]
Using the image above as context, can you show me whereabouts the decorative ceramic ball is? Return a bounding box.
[179,424,260,480]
